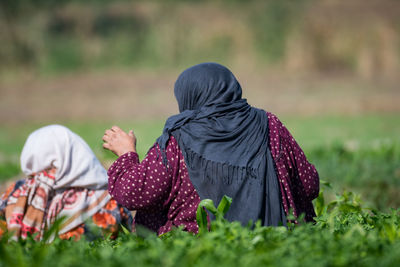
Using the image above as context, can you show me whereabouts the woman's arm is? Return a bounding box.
[107,145,173,211]
[268,113,320,201]
[103,125,175,211]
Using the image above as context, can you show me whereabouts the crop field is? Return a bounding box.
[1,0,400,265]
[0,113,399,267]
[0,71,399,267]
[0,176,399,266]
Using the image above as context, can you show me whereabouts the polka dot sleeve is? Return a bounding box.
[107,137,201,235]
[281,122,319,201]
[268,112,320,201]
[107,147,172,212]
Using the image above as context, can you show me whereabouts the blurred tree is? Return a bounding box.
[250,0,309,63]
[0,0,69,67]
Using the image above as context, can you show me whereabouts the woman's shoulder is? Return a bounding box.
[266,112,283,128]
[266,112,291,139]
[266,111,298,161]
[168,135,179,146]
[152,135,180,153]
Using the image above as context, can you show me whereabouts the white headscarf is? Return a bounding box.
[19,125,111,236]
[20,124,108,190]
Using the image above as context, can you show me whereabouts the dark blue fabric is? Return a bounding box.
[157,63,286,226]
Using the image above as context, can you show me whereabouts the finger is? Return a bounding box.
[103,142,111,150]
[128,130,134,137]
[102,134,111,142]
[104,129,114,137]
[111,126,122,132]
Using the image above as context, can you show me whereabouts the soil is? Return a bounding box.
[1,70,399,124]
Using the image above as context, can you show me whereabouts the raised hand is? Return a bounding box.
[102,126,137,157]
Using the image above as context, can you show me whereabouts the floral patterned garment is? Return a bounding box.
[58,198,134,241]
[0,169,133,241]
[108,112,319,235]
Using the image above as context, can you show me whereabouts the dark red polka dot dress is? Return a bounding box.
[107,112,319,235]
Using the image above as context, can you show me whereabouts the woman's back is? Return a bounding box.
[107,113,319,234]
[104,63,319,234]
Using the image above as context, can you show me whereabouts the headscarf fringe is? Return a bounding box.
[181,146,260,186]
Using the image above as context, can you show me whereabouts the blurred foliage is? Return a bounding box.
[0,0,64,15]
[250,0,309,62]
[1,0,399,77]
[309,142,400,211]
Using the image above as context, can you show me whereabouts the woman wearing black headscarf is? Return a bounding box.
[103,63,319,235]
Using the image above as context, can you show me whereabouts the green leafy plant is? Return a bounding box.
[196,195,232,235]
[0,189,400,267]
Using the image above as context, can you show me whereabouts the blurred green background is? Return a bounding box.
[0,0,399,210]
[1,0,400,77]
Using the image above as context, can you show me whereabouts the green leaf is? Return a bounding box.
[120,224,131,235]
[196,195,234,235]
[314,190,325,216]
[198,199,218,216]
[320,179,333,189]
[217,195,232,217]
[196,199,216,235]
[41,216,66,243]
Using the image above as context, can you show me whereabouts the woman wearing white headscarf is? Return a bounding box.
[0,125,133,241]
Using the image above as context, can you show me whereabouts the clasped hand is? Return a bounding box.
[103,126,137,157]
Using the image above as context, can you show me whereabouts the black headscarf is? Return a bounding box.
[157,63,286,226]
